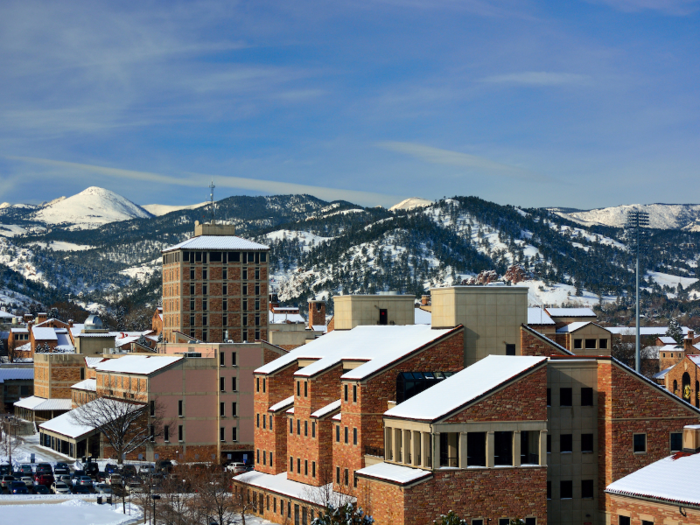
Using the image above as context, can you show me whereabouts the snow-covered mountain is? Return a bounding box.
[389,197,433,211]
[142,202,209,216]
[552,203,700,232]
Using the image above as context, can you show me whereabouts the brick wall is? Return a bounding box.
[520,327,570,357]
[605,493,700,525]
[664,356,700,408]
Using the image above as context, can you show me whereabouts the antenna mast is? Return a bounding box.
[209,180,216,223]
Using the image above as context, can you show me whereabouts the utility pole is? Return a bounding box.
[626,210,649,373]
[209,180,216,224]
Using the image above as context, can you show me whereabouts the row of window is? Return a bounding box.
[186,283,262,296]
[220,402,238,417]
[343,383,358,403]
[189,313,261,326]
[219,377,238,392]
[289,418,317,438]
[189,266,262,281]
[257,413,272,429]
[547,433,595,454]
[180,250,267,264]
[257,449,273,466]
[336,424,358,446]
[188,298,262,312]
[244,488,314,524]
[287,455,318,479]
[572,338,608,350]
[219,427,238,442]
[547,479,594,500]
[619,517,654,525]
[547,387,594,407]
[219,351,237,367]
[193,329,260,342]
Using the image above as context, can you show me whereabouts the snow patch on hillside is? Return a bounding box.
[31,241,95,251]
[554,203,700,231]
[142,202,208,216]
[0,224,28,237]
[31,186,153,230]
[264,230,334,251]
[390,197,433,211]
[647,271,698,290]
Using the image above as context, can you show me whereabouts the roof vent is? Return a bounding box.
[683,425,700,453]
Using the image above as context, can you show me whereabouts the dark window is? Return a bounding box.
[336,426,340,442]
[582,479,594,499]
[210,252,221,262]
[560,434,572,453]
[305,421,308,437]
[232,352,237,366]
[232,402,237,416]
[633,434,646,453]
[641,521,653,525]
[547,388,551,406]
[467,432,486,466]
[221,403,226,417]
[336,466,340,484]
[574,339,582,349]
[353,385,357,402]
[231,377,237,391]
[505,343,516,356]
[289,457,293,471]
[223,428,227,443]
[263,378,266,393]
[303,382,307,397]
[297,382,300,396]
[379,308,388,325]
[344,384,348,402]
[243,285,248,295]
[223,269,227,280]
[619,517,631,525]
[260,252,267,262]
[547,434,551,453]
[232,427,237,441]
[585,338,596,349]
[344,468,349,486]
[560,388,572,406]
[525,519,536,525]
[149,401,155,416]
[220,351,226,367]
[256,414,259,428]
[312,462,316,478]
[297,419,300,435]
[344,426,348,444]
[582,433,594,453]
[312,422,316,438]
[581,387,594,406]
[290,419,293,434]
[220,377,225,392]
[178,425,183,441]
[671,432,683,452]
[473,520,484,525]
[498,519,510,525]
[178,400,183,416]
[600,338,608,349]
[353,428,358,445]
[229,252,240,262]
[560,480,573,499]
[80,368,85,380]
[195,251,202,262]
[520,431,539,464]
[304,460,308,475]
[493,431,513,466]
[164,426,169,442]
[547,481,551,500]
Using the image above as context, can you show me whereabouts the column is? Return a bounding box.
[459,433,468,469]
[394,428,402,463]
[486,431,494,468]
[513,431,521,467]
[385,427,392,461]
[422,432,432,468]
[433,433,440,468]
[413,431,421,467]
[539,429,548,467]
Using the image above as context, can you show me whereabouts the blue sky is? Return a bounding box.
[1,0,699,209]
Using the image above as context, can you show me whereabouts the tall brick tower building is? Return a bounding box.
[161,221,270,343]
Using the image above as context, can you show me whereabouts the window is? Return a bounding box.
[178,400,183,417]
[255,285,260,295]
[297,382,300,397]
[467,432,486,466]
[560,434,572,453]
[336,467,340,484]
[641,521,653,525]
[344,384,348,402]
[343,468,349,486]
[671,432,683,452]
[202,329,207,341]
[231,377,237,391]
[263,379,266,393]
[547,481,551,500]
[232,402,237,417]
[304,382,307,397]
[164,425,169,442]
[585,338,596,349]
[560,480,573,499]
[220,377,225,392]
[353,428,358,445]
[582,433,594,453]
[203,285,207,295]
[379,308,388,325]
[263,415,266,429]
[520,431,539,464]
[581,387,594,406]
[344,426,349,444]
[223,268,227,280]
[633,433,646,453]
[223,284,228,296]
[243,299,248,310]
[525,519,536,525]
[494,432,513,466]
[220,351,226,366]
[149,425,155,441]
[232,352,237,366]
[243,285,248,295]
[190,314,195,326]
[269,415,273,429]
[202,314,208,326]
[190,299,195,311]
[243,269,248,280]
[582,479,594,499]
[190,284,195,295]
[353,385,357,402]
[505,343,516,355]
[619,517,631,525]
[290,419,293,434]
[547,388,551,406]
[80,368,85,380]
[150,401,155,416]
[297,419,300,435]
[256,377,260,392]
[600,338,608,349]
[473,520,484,525]
[232,427,237,441]
[257,414,260,428]
[220,403,225,417]
[560,387,572,407]
[336,425,340,442]
[499,519,510,525]
[574,339,582,349]
[289,457,293,471]
[312,461,316,478]
[297,458,301,473]
[304,460,308,475]
[305,421,308,437]
[221,428,225,442]
[178,425,183,441]
[203,298,208,311]
[547,434,551,453]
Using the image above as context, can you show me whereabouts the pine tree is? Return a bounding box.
[666,318,683,344]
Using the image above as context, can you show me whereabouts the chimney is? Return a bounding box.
[37,312,47,323]
[309,301,326,330]
[68,319,74,328]
[421,295,430,306]
[684,333,695,355]
[682,425,700,453]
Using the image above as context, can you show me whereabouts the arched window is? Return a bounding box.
[673,379,678,393]
[682,373,691,402]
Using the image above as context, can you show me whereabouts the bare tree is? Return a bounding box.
[230,483,259,525]
[70,395,165,464]
[191,467,240,525]
[0,414,22,464]
[302,463,353,511]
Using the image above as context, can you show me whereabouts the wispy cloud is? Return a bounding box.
[377,141,550,182]
[7,156,402,207]
[585,0,700,15]
[479,72,593,87]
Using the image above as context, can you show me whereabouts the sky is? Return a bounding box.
[0,0,699,210]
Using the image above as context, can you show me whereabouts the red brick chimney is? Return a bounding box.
[308,301,326,330]
[421,295,430,306]
[684,330,696,355]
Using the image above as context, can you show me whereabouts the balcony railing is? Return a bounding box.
[364,446,385,457]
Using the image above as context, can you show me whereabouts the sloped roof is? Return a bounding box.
[15,396,72,411]
[32,327,58,340]
[414,308,432,325]
[39,398,137,439]
[162,235,269,253]
[234,471,354,506]
[606,452,700,506]
[546,307,596,318]
[269,311,306,324]
[652,366,674,380]
[384,355,547,422]
[72,378,97,391]
[85,357,109,368]
[556,321,592,333]
[95,355,183,375]
[311,399,341,419]
[269,396,294,413]
[658,336,677,345]
[356,462,432,485]
[607,326,691,336]
[0,368,33,383]
[527,307,555,325]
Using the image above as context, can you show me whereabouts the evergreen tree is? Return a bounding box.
[666,318,683,344]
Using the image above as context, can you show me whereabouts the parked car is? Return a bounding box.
[106,473,123,486]
[78,475,94,488]
[225,462,246,475]
[84,462,99,477]
[54,462,70,475]
[34,473,55,487]
[18,464,33,475]
[155,459,173,473]
[57,474,72,485]
[1,475,16,490]
[0,464,11,476]
[72,484,92,494]
[138,464,156,475]
[120,464,136,478]
[10,481,29,494]
[35,463,52,474]
[126,480,144,493]
[95,483,113,495]
[104,463,118,474]
[51,481,72,494]
[20,475,34,488]
[33,484,50,494]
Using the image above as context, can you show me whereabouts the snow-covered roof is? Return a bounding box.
[39,403,98,439]
[605,452,700,506]
[652,366,674,380]
[311,324,327,332]
[72,378,97,392]
[10,328,28,333]
[527,307,555,325]
[85,357,109,368]
[356,462,432,485]
[606,326,691,336]
[32,327,58,340]
[0,311,14,319]
[269,311,306,325]
[56,331,73,348]
[70,324,85,337]
[385,355,547,422]
[658,336,678,345]
[688,355,700,367]
[269,396,294,413]
[556,321,592,333]
[94,355,183,375]
[233,471,355,505]
[311,399,341,419]
[0,368,33,383]
[162,235,269,253]
[332,413,341,421]
[15,396,72,412]
[414,308,431,325]
[545,308,596,318]
[256,325,457,380]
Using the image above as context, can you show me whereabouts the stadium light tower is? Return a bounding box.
[626,210,649,373]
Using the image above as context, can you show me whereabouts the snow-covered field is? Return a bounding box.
[647,271,698,290]
[0,224,29,237]
[3,499,143,525]
[119,258,160,281]
[31,241,95,251]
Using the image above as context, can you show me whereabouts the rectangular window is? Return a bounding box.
[585,338,596,349]
[190,314,195,326]
[525,519,536,525]
[232,377,237,391]
[243,268,248,280]
[560,434,573,453]
[297,458,300,473]
[229,252,240,262]
[297,381,300,397]
[269,415,273,429]
[344,384,348,402]
[467,432,486,466]
[520,431,539,464]
[178,400,183,417]
[505,343,516,355]
[560,480,573,499]
[232,352,237,366]
[336,466,340,484]
[243,285,248,295]
[202,298,208,311]
[263,378,266,393]
[304,382,307,397]
[547,481,551,500]
[305,421,308,437]
[178,425,183,441]
[190,284,195,295]
[297,419,301,435]
[255,285,260,295]
[220,351,225,366]
[353,385,357,402]
[581,387,594,406]
[243,299,248,310]
[312,421,316,438]
[312,461,316,478]
[223,284,228,295]
[164,425,169,442]
[600,338,608,349]
[190,299,195,311]
[547,388,551,406]
[547,434,551,453]
[256,377,260,392]
[633,433,646,453]
[344,426,349,444]
[498,519,510,525]
[582,479,594,499]
[220,403,225,417]
[220,377,225,392]
[473,520,484,525]
[221,428,225,442]
[202,314,208,326]
[494,431,513,466]
[263,414,266,429]
[574,339,582,349]
[150,400,155,416]
[289,457,293,471]
[202,268,208,280]
[203,285,207,295]
[290,419,293,434]
[232,402,237,417]
[255,299,260,310]
[344,468,349,486]
[256,414,260,428]
[223,268,228,280]
[560,388,572,407]
[582,433,594,453]
[671,432,683,452]
[641,521,653,525]
[619,517,631,525]
[336,425,340,442]
[353,428,358,445]
[304,460,308,475]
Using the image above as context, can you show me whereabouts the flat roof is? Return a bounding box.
[384,355,547,422]
[545,307,596,317]
[527,307,555,325]
[234,471,354,506]
[94,355,183,375]
[356,462,432,485]
[0,368,33,383]
[162,235,269,253]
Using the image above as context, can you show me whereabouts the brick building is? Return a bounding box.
[234,286,700,525]
[161,221,270,344]
[664,354,700,408]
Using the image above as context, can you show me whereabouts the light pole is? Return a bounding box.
[151,494,161,525]
[626,210,649,373]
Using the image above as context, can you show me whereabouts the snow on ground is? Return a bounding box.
[0,238,50,287]
[30,241,95,251]
[0,224,28,237]
[264,230,334,250]
[389,197,433,211]
[141,202,208,216]
[555,203,700,231]
[520,279,615,308]
[119,258,160,281]
[2,499,143,525]
[647,271,698,290]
